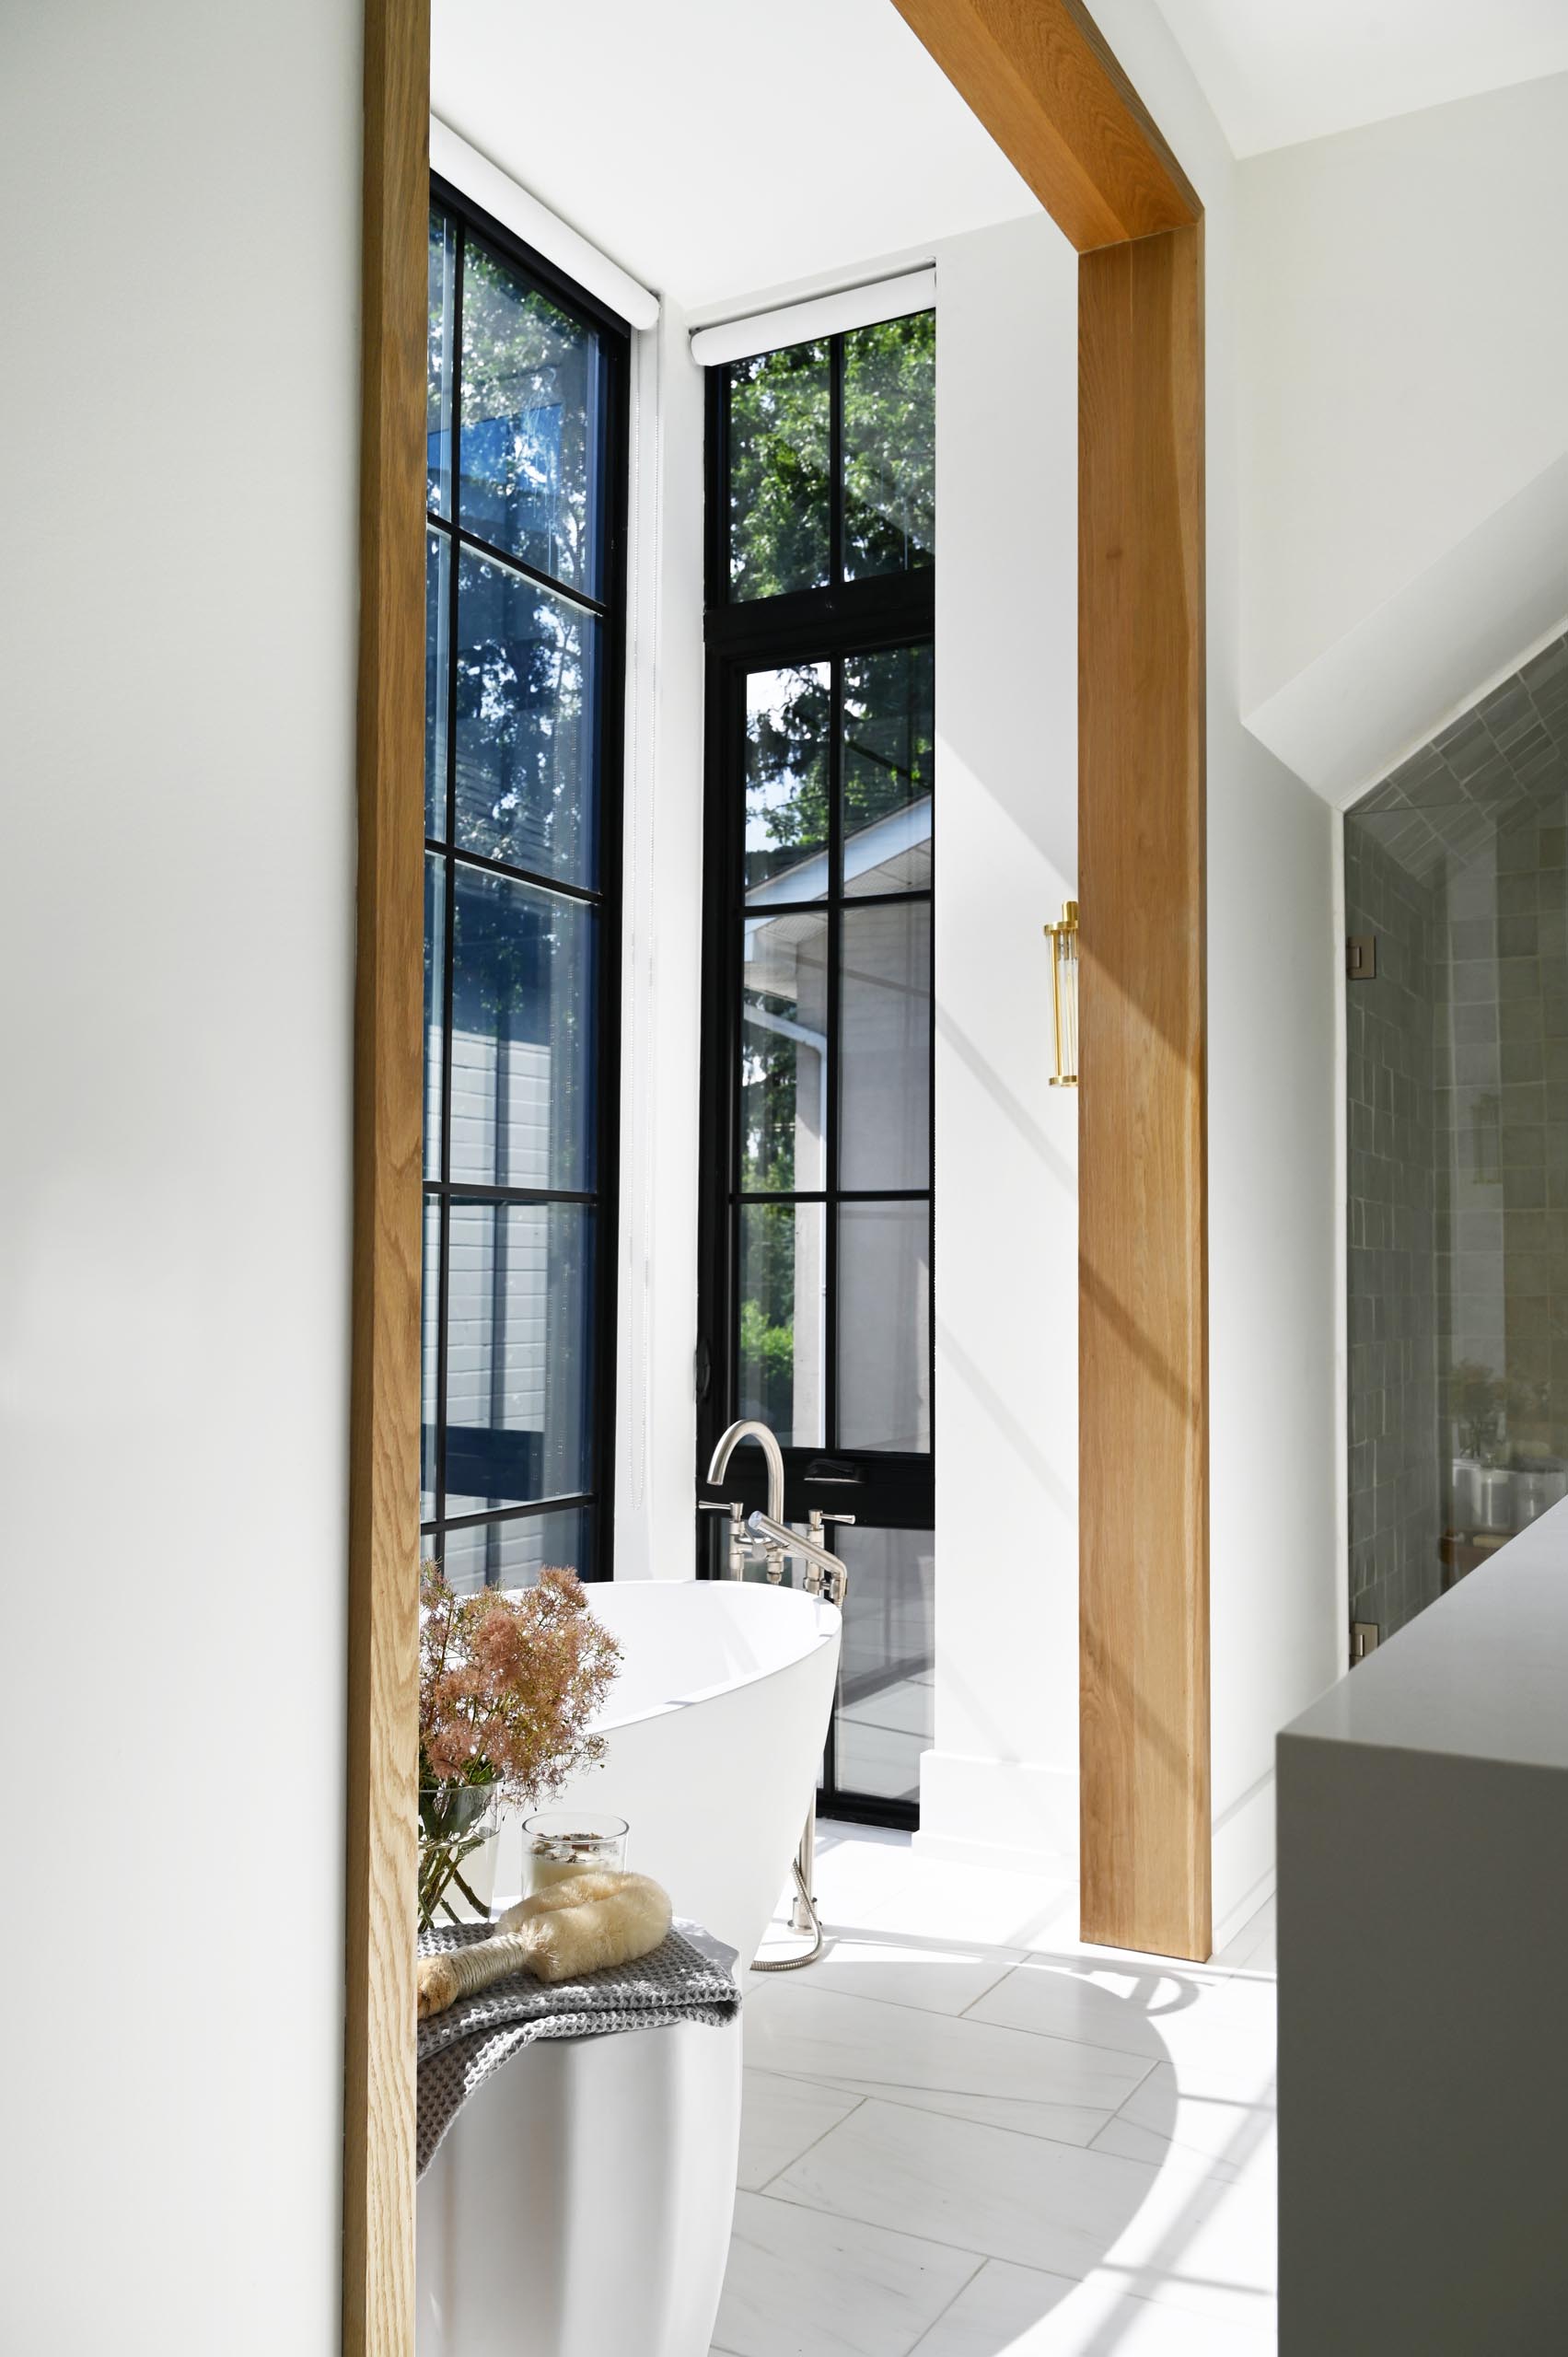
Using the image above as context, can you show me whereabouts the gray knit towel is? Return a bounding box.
[416,1917,740,2177]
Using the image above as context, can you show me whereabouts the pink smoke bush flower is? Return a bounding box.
[418,1562,621,1805]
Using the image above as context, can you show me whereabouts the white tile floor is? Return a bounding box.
[710,1828,1277,2357]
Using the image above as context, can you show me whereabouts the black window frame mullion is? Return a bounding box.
[705,362,731,612]
[751,887,931,920]
[443,519,610,620]
[424,179,629,1587]
[425,1179,601,1208]
[825,650,843,1453]
[432,211,464,1550]
[738,1188,928,1205]
[705,570,931,663]
[726,659,746,1412]
[422,835,606,910]
[426,1493,598,1540]
[829,331,845,588]
[588,284,630,1585]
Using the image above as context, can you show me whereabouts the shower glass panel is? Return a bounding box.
[1345,644,1568,1645]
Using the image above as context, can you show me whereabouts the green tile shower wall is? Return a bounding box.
[1435,814,1568,1460]
[1347,631,1568,1644]
[1345,826,1442,1641]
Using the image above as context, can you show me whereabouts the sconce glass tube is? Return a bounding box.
[1045,900,1079,1088]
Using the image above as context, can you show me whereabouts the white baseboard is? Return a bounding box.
[1212,1768,1276,1947]
[913,1749,1275,1949]
[915,1749,1078,1877]
[1213,1861,1276,1953]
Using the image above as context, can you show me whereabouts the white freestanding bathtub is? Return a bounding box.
[490,1575,842,1958]
[416,1577,841,2357]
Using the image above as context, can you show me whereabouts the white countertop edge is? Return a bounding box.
[1282,1492,1568,1772]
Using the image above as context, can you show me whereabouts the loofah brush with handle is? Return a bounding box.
[416,1869,673,2019]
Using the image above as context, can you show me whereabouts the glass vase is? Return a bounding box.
[418,1782,501,1932]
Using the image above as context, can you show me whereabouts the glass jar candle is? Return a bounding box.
[522,1811,629,1895]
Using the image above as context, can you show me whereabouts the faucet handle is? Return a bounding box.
[804,1510,852,1608]
[700,1498,750,1580]
[808,1508,855,1533]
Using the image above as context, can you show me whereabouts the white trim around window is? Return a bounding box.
[429,115,660,331]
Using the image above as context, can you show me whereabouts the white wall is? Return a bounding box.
[1237,73,1568,800]
[920,214,1083,1871]
[0,6,361,2350]
[614,298,708,1580]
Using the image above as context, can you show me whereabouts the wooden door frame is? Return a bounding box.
[344,0,1209,2345]
[345,2,427,2350]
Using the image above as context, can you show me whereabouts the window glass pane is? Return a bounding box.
[745,663,830,898]
[428,207,456,514]
[739,1202,825,1447]
[421,1197,441,1520]
[843,644,934,896]
[425,209,620,1581]
[838,1202,930,1452]
[840,904,931,1191]
[842,311,935,581]
[449,865,596,1191]
[424,854,445,1179]
[742,911,829,1191]
[437,1506,591,1596]
[445,1201,595,1514]
[455,549,598,888]
[425,530,450,838]
[459,242,601,594]
[834,1526,935,1803]
[728,343,830,600]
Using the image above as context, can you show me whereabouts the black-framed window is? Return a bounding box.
[698,312,935,1825]
[423,180,628,1591]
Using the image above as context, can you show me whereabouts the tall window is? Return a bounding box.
[699,310,935,1823]
[424,182,627,1591]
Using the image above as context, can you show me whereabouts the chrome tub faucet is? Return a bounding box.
[703,1418,852,1601]
[699,1417,852,1971]
[703,1417,787,1581]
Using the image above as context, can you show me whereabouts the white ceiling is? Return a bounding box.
[1152,0,1568,157]
[430,0,1039,314]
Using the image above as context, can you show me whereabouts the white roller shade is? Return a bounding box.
[690,268,937,369]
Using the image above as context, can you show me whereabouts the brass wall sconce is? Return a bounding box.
[1045,900,1079,1088]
